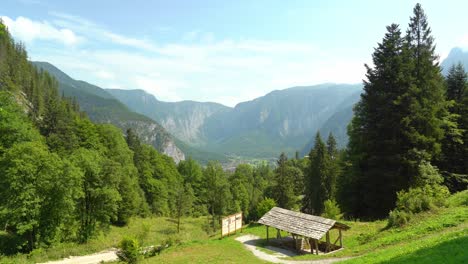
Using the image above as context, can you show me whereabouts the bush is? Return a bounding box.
[396,185,449,214]
[256,198,276,219]
[117,237,140,264]
[447,190,468,207]
[387,182,450,228]
[387,209,412,228]
[321,199,343,220]
[356,231,377,245]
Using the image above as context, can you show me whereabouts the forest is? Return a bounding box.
[0,3,466,259]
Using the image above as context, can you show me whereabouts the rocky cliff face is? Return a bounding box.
[112,120,186,163]
[107,89,231,146]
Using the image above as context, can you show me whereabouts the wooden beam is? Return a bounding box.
[339,229,343,248]
[333,235,340,246]
[326,231,330,253]
[266,226,269,242]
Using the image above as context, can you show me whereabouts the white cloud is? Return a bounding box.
[1,16,82,46]
[13,12,367,106]
[95,70,115,80]
[456,34,468,50]
[134,76,183,102]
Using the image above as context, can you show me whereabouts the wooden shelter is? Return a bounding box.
[258,207,350,254]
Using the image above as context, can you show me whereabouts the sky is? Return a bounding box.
[2,0,468,107]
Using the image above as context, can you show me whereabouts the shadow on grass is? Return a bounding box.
[380,236,468,264]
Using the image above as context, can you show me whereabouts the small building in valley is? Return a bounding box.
[258,207,350,254]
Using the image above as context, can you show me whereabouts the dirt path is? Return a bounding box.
[37,249,118,264]
[235,235,352,264]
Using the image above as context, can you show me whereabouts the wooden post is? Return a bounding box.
[234,217,237,235]
[314,239,319,255]
[277,229,281,239]
[266,226,269,242]
[326,231,330,253]
[339,229,343,248]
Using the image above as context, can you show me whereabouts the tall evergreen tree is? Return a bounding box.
[326,133,339,199]
[403,3,446,185]
[344,24,411,218]
[438,63,468,191]
[272,153,296,209]
[303,132,333,215]
[343,4,447,219]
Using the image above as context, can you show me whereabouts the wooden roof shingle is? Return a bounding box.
[257,207,350,240]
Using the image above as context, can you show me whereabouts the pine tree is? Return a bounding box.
[438,64,468,191]
[272,153,296,209]
[326,133,339,199]
[343,4,447,219]
[345,24,411,218]
[403,3,446,185]
[303,132,333,215]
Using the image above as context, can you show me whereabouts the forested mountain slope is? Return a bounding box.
[32,61,185,162]
[0,21,189,253]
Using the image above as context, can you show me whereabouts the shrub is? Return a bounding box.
[321,199,343,220]
[447,190,468,207]
[387,209,412,228]
[387,173,450,227]
[396,184,449,214]
[356,231,377,245]
[117,237,140,264]
[256,198,276,219]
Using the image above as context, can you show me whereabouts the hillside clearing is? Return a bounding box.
[139,193,466,263]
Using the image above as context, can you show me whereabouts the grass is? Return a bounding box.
[2,191,467,264]
[139,206,466,264]
[341,228,468,264]
[0,216,211,264]
[139,237,268,264]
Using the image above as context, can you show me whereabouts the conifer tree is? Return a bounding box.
[438,64,468,191]
[303,132,334,215]
[403,3,446,185]
[272,153,296,209]
[343,4,447,218]
[345,24,411,218]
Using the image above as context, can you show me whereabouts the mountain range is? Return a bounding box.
[108,84,362,160]
[33,47,467,164]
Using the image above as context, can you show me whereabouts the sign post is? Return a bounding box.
[221,212,242,238]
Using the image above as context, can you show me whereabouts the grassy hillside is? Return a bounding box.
[144,191,467,264]
[1,192,465,264]
[0,217,211,264]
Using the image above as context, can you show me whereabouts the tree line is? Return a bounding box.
[0,19,275,253]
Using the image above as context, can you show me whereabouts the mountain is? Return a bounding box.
[33,62,185,163]
[441,47,468,75]
[109,84,363,159]
[107,89,230,146]
[300,90,361,155]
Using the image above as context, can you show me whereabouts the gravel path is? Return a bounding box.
[37,249,118,264]
[235,234,353,264]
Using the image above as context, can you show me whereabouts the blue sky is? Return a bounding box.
[2,0,468,106]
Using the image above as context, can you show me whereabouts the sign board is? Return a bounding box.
[221,212,242,237]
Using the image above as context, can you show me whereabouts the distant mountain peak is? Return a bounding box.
[441,47,468,75]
